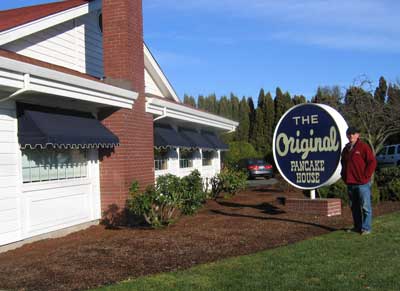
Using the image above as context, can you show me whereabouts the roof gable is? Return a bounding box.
[0,0,100,46]
[144,43,180,103]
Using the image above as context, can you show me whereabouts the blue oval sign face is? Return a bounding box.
[273,104,346,189]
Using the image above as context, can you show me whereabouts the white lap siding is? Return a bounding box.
[0,101,20,245]
[2,12,103,78]
[0,101,101,246]
[154,148,222,187]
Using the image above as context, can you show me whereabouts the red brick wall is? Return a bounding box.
[285,198,342,217]
[99,0,154,212]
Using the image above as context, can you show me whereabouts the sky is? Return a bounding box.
[2,1,399,103]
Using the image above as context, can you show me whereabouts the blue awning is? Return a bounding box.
[179,128,215,150]
[18,110,119,149]
[202,131,229,150]
[154,124,191,148]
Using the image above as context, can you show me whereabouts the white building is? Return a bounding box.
[0,0,237,249]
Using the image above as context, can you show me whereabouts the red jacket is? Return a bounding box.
[341,139,377,185]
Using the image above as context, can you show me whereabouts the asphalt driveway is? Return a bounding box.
[247,177,278,187]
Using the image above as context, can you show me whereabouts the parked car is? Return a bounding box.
[238,158,274,179]
[376,144,400,168]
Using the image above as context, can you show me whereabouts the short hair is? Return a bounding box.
[346,126,360,135]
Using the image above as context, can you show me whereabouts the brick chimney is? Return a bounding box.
[100,0,154,212]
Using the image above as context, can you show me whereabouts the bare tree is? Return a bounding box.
[341,76,400,155]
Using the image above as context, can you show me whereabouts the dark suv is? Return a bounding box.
[238,158,274,179]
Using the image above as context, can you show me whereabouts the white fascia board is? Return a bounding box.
[144,43,180,102]
[146,97,238,132]
[0,56,137,108]
[0,0,102,46]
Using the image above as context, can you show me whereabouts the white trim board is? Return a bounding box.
[0,56,138,109]
[146,97,238,132]
[144,43,180,102]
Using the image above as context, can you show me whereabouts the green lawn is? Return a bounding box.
[93,212,400,291]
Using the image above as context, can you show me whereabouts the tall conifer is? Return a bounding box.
[292,95,306,105]
[236,97,250,142]
[230,93,240,121]
[183,94,196,107]
[274,87,293,127]
[218,96,231,118]
[387,83,400,106]
[247,96,256,145]
[198,95,205,110]
[264,92,275,155]
[374,76,387,104]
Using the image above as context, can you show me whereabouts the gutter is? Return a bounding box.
[0,73,30,103]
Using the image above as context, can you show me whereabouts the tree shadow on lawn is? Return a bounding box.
[210,209,338,232]
[217,201,285,215]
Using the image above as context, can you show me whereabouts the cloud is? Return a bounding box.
[144,0,400,52]
[151,50,204,68]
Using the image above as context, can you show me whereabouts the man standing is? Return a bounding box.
[341,126,377,235]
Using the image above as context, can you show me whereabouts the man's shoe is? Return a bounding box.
[361,230,371,235]
[346,228,359,233]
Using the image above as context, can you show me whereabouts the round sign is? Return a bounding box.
[273,104,348,190]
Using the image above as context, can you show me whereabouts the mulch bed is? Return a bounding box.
[1,182,400,291]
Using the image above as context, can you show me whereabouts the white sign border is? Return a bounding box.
[272,103,349,190]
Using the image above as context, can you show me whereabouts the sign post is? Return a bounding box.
[273,103,348,192]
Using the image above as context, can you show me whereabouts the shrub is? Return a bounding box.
[318,179,381,205]
[317,179,349,205]
[210,168,247,199]
[126,176,181,228]
[180,170,207,215]
[371,182,380,205]
[223,141,260,168]
[126,171,207,227]
[375,167,400,201]
[388,178,400,201]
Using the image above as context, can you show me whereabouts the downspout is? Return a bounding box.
[0,73,30,103]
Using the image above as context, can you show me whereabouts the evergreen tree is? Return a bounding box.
[250,91,275,156]
[230,93,240,121]
[198,95,205,110]
[274,87,293,127]
[257,88,265,105]
[387,83,400,106]
[183,94,196,107]
[205,93,218,113]
[250,90,266,149]
[292,95,306,105]
[252,107,265,152]
[236,97,250,142]
[374,76,387,104]
[247,96,256,145]
[264,92,275,155]
[218,96,231,118]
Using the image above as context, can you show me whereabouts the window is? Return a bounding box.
[202,151,214,166]
[377,147,387,156]
[154,148,168,171]
[180,149,194,168]
[388,146,395,155]
[22,148,87,183]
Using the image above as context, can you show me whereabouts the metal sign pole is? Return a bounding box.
[310,189,316,200]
